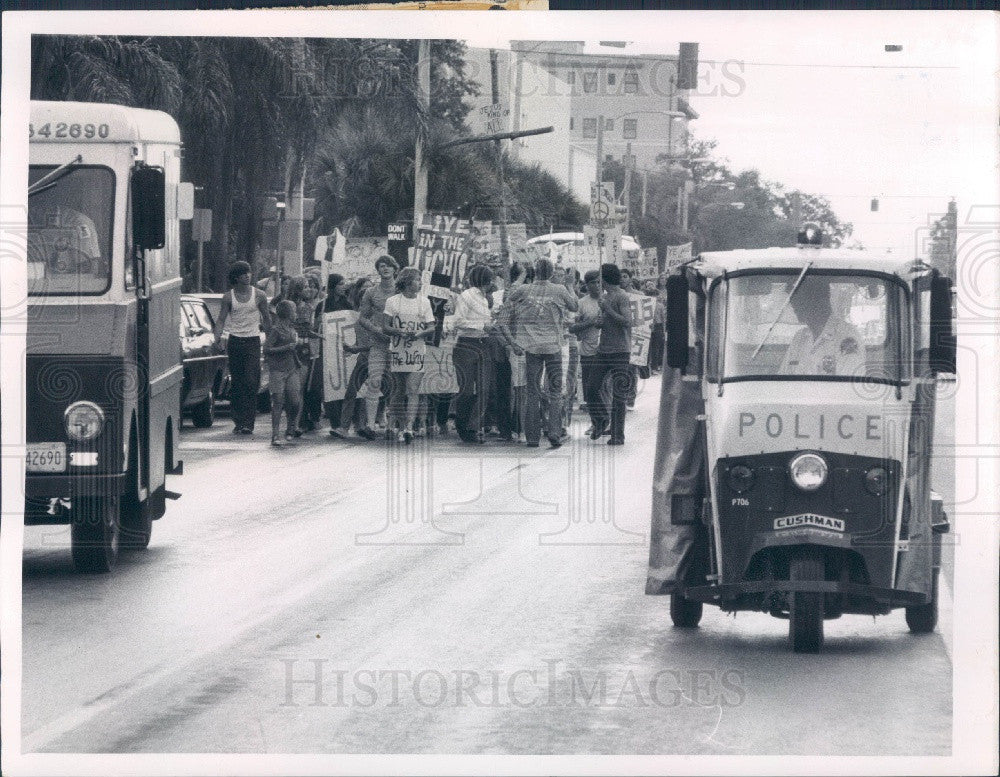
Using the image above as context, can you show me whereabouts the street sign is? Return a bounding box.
[479,103,510,135]
[191,208,212,243]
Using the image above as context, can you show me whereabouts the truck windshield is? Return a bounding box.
[28,165,114,295]
[708,272,909,384]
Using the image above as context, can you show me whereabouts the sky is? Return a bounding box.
[4,9,997,258]
[466,10,999,257]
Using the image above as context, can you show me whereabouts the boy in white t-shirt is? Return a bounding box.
[382,267,436,443]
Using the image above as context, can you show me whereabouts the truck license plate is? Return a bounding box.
[26,442,66,472]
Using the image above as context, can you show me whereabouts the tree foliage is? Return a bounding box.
[611,136,853,266]
[30,35,583,288]
[307,103,586,242]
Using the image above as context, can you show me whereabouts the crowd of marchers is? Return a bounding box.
[212,255,669,449]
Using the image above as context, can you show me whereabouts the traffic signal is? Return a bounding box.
[871,198,879,212]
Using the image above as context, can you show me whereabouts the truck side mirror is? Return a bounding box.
[132,164,166,251]
[929,273,956,375]
[665,273,689,369]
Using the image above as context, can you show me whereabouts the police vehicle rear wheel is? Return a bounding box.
[905,568,939,633]
[789,549,824,653]
[670,592,703,627]
[192,389,215,428]
[70,496,119,573]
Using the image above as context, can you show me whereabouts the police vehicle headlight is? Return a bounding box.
[64,401,104,442]
[865,466,889,496]
[789,453,827,492]
[727,465,755,493]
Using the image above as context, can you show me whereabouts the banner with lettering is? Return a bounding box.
[322,309,360,402]
[412,213,472,287]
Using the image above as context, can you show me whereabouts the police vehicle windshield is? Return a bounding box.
[707,272,909,384]
[28,165,114,296]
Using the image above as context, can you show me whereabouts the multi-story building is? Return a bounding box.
[464,41,698,204]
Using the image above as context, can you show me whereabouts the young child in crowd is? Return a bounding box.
[264,300,303,447]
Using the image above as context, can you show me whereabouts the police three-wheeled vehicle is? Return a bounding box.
[647,227,954,652]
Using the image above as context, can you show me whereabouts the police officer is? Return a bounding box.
[780,277,865,376]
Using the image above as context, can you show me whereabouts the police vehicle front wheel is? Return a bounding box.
[70,496,119,573]
[789,549,824,653]
[670,592,703,627]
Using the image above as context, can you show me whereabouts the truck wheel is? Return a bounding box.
[120,485,151,551]
[789,548,824,653]
[191,389,215,428]
[905,568,939,633]
[71,496,119,573]
[670,592,703,627]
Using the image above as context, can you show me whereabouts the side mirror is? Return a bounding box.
[929,273,956,375]
[132,164,166,251]
[665,273,690,369]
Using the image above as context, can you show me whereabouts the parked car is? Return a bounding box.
[192,292,271,412]
[180,295,228,427]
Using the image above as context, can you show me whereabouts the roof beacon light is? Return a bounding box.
[797,223,824,246]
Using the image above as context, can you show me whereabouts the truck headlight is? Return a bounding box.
[789,453,827,492]
[64,401,104,442]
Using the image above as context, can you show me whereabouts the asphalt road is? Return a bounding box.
[21,378,954,755]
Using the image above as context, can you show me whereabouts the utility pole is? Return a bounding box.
[790,190,802,234]
[595,114,605,185]
[623,141,633,235]
[490,48,509,269]
[641,170,648,217]
[512,47,523,160]
[412,39,431,233]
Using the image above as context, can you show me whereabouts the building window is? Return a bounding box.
[623,70,639,93]
[623,118,638,139]
[566,70,575,84]
[607,72,617,86]
[605,118,614,130]
[582,117,597,139]
[569,117,574,131]
[583,72,598,93]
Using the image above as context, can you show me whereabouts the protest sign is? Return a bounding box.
[322,309,360,402]
[477,102,510,135]
[412,213,472,286]
[386,298,433,373]
[554,244,602,275]
[628,294,656,367]
[664,242,693,273]
[627,294,656,328]
[630,328,651,367]
[322,236,387,280]
[584,223,622,264]
[468,220,498,264]
[419,336,460,395]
